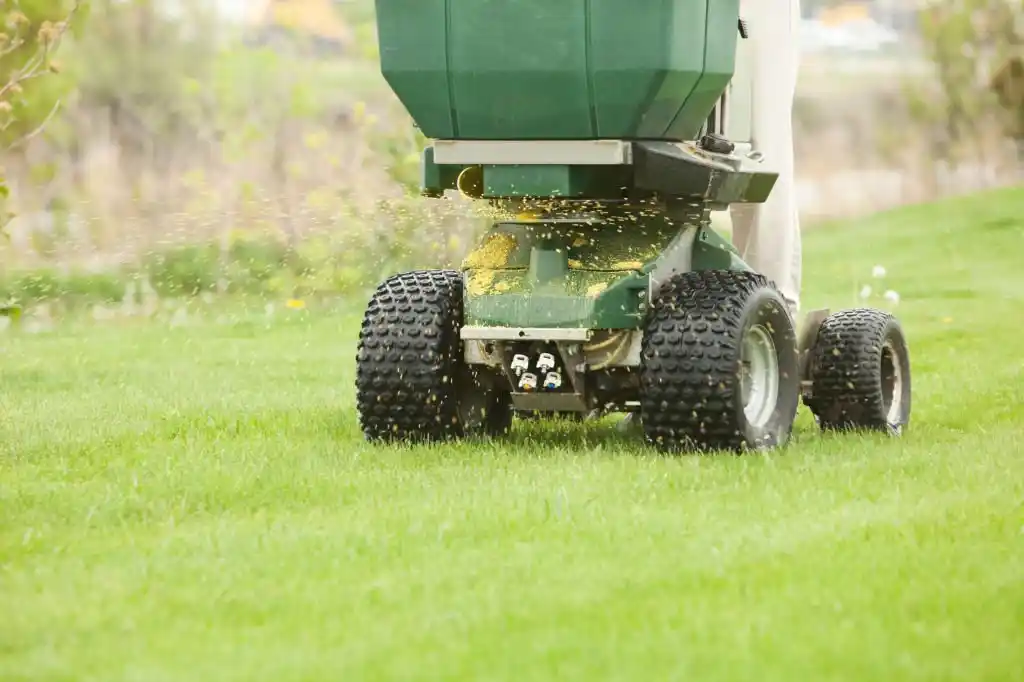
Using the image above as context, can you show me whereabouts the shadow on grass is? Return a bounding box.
[8,399,917,471]
[500,416,643,452]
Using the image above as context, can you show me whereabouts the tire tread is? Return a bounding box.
[805,307,906,431]
[639,269,793,452]
[355,269,465,442]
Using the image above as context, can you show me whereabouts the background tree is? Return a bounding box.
[0,0,80,230]
[906,0,1023,167]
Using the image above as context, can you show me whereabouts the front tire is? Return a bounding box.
[639,270,801,453]
[355,269,512,443]
[804,308,911,435]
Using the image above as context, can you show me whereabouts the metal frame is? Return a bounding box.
[461,326,592,342]
[797,308,831,399]
[646,224,702,300]
[699,20,754,148]
[463,332,641,370]
[432,139,634,166]
[725,23,755,146]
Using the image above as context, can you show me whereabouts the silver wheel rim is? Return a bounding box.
[740,324,779,428]
[882,340,904,425]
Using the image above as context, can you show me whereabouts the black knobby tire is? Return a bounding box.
[355,269,511,443]
[804,308,911,434]
[639,270,800,453]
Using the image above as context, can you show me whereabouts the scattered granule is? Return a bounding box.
[462,232,517,269]
[609,260,644,270]
[466,270,497,295]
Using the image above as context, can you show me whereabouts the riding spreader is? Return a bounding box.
[355,0,912,453]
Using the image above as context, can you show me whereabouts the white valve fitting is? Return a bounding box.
[511,353,530,374]
[518,372,538,392]
[536,352,556,373]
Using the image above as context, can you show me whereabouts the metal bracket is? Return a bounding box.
[511,392,589,412]
[797,308,830,397]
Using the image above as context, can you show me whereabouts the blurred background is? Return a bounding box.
[0,0,1021,316]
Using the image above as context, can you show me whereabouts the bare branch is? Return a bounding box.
[6,96,61,150]
[0,0,80,102]
[0,37,29,59]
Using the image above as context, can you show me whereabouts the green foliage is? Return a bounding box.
[0,0,82,147]
[0,0,80,236]
[142,237,304,299]
[906,0,1024,157]
[143,243,222,297]
[61,0,222,151]
[59,0,369,156]
[0,0,466,294]
[0,267,124,308]
[360,121,425,193]
[0,208,480,310]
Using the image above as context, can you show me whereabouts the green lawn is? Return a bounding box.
[2,187,1023,681]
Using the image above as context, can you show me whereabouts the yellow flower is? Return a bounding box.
[286,299,306,310]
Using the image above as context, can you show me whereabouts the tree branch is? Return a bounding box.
[0,0,80,155]
[5,96,61,149]
[0,0,80,102]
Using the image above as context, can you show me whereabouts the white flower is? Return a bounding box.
[872,265,886,278]
[884,290,900,305]
[860,285,873,299]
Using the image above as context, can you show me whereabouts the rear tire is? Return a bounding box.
[639,270,801,453]
[804,308,911,435]
[355,269,512,443]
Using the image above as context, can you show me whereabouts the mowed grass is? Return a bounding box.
[2,187,1023,682]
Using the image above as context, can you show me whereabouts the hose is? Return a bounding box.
[589,332,632,371]
[583,330,627,353]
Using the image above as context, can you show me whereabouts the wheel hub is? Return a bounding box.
[739,324,779,428]
[881,340,903,425]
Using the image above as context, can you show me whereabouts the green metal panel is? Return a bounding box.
[447,1,590,139]
[691,227,750,272]
[484,166,577,199]
[664,0,740,139]
[461,219,678,328]
[420,146,463,197]
[482,164,631,199]
[375,0,455,139]
[374,0,740,141]
[601,0,706,139]
[460,215,751,329]
[464,270,648,329]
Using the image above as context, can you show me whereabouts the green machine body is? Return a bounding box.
[376,0,741,141]
[355,0,914,457]
[373,0,777,332]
